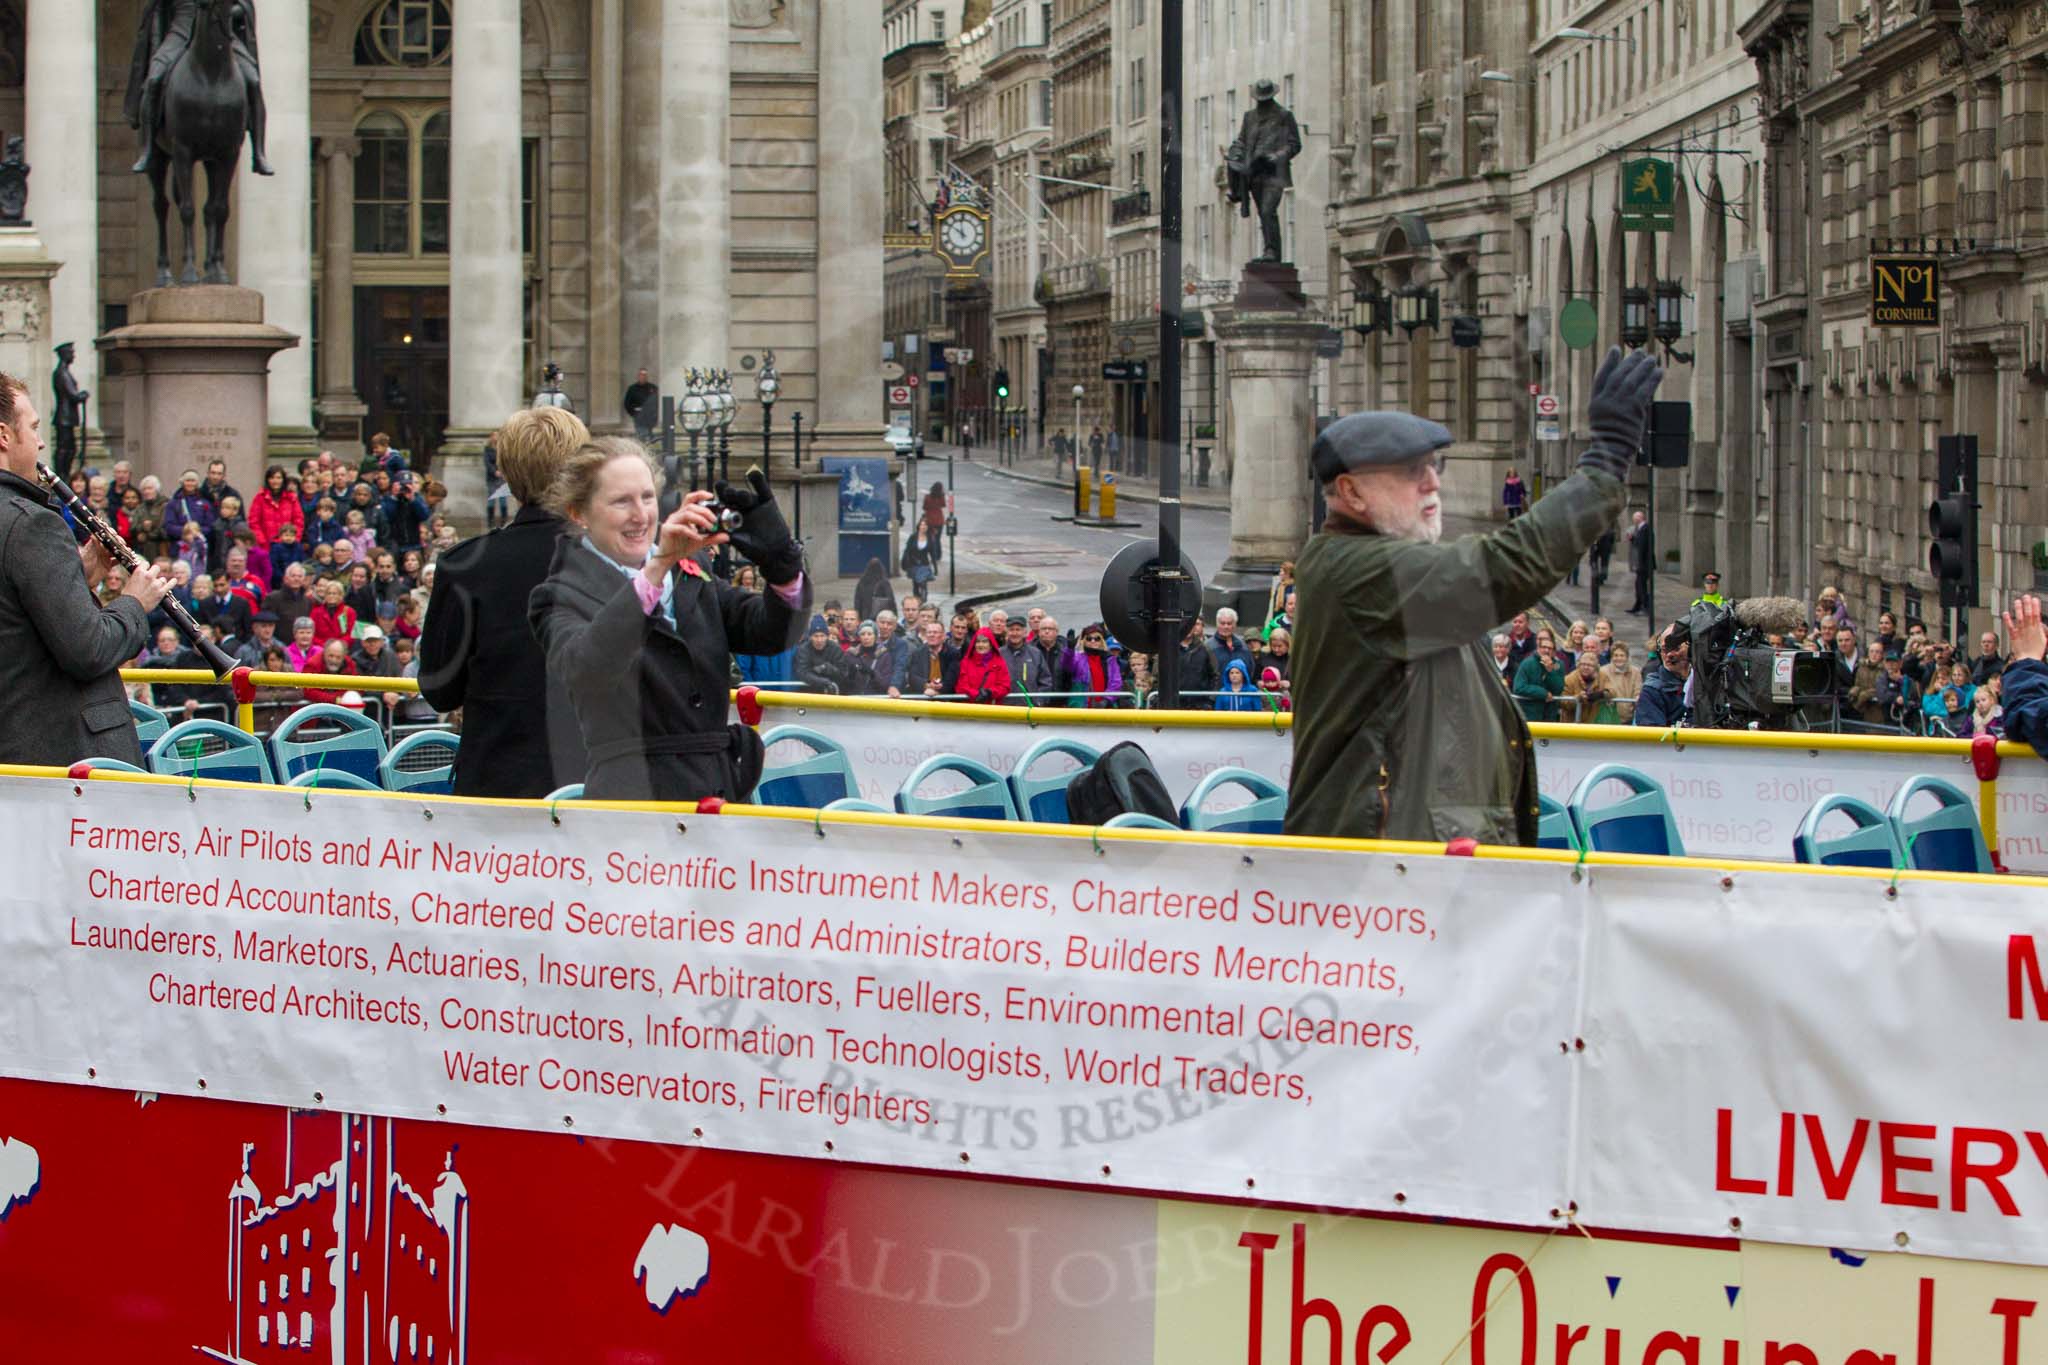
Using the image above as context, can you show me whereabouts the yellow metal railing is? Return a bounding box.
[122,668,421,736]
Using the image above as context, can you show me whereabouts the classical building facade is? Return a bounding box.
[1745,0,2048,632]
[21,0,881,510]
[1525,0,1766,594]
[886,0,973,439]
[981,0,1053,445]
[1325,0,1537,518]
[1040,0,1113,442]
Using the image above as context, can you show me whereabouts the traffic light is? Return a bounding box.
[994,367,1011,402]
[1929,434,1978,611]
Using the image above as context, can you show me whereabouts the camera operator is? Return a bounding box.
[1633,625,1691,727]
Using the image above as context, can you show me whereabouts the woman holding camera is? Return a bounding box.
[529,438,809,802]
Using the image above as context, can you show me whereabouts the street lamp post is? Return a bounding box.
[1071,383,1084,456]
[679,369,709,489]
[755,350,779,469]
[945,440,958,601]
[721,369,739,484]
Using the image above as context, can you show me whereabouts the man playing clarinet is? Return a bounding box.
[0,372,170,766]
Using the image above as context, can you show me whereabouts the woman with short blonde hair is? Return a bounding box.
[413,405,592,798]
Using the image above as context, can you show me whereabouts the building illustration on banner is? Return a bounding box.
[0,1134,38,1221]
[198,1112,472,1365]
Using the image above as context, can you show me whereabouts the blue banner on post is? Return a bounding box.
[823,457,892,577]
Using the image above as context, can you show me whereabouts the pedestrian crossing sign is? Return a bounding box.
[1620,158,1676,232]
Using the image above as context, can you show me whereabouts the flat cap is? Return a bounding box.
[1310,411,1453,484]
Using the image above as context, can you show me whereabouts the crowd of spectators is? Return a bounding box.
[82,440,451,726]
[779,568,1297,711]
[1486,575,2013,735]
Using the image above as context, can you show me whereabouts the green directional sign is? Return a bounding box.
[1621,157,1676,232]
[1559,297,1599,351]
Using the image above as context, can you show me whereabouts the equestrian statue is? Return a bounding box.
[124,0,272,287]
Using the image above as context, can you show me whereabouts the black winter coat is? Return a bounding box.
[420,505,588,798]
[529,535,807,802]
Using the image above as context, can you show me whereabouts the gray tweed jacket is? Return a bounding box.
[0,468,150,767]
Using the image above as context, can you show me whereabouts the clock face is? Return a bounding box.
[940,210,987,264]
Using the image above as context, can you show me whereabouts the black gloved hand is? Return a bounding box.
[1579,346,1665,482]
[714,468,804,585]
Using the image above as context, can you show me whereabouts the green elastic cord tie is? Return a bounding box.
[1891,831,1918,892]
[186,761,199,802]
[550,797,564,827]
[813,807,827,838]
[1575,834,1591,875]
[1661,725,1682,744]
[1091,826,1105,857]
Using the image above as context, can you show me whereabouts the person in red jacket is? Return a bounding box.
[954,626,1012,704]
[248,465,305,547]
[308,576,357,645]
[300,637,361,703]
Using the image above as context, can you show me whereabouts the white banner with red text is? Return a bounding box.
[0,775,1572,1228]
[4,775,2048,1264]
[760,701,2048,871]
[1575,859,2048,1267]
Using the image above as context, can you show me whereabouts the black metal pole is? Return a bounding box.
[946,443,957,601]
[1646,462,1657,634]
[791,412,803,541]
[1153,0,1186,709]
[762,401,773,469]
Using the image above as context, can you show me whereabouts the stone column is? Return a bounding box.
[586,0,625,430]
[1204,303,1325,623]
[799,0,887,579]
[25,0,97,444]
[318,139,366,445]
[659,0,730,380]
[234,0,315,459]
[444,0,525,516]
[620,0,662,375]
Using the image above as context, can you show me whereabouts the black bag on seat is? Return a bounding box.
[1064,740,1179,825]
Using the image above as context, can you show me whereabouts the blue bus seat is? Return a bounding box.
[268,703,388,784]
[381,730,460,795]
[756,726,859,809]
[1792,793,1903,868]
[1537,792,1580,852]
[1009,737,1101,823]
[285,769,383,791]
[146,720,275,785]
[1103,812,1180,831]
[1568,763,1684,857]
[1179,767,1287,835]
[894,754,1018,822]
[129,700,169,751]
[1886,775,1992,874]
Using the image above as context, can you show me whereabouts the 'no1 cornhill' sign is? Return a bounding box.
[1871,257,1940,327]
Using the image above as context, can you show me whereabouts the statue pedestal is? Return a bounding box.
[97,287,299,496]
[1204,278,1323,625]
[0,227,59,403]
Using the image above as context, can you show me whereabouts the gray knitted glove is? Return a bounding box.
[1579,346,1665,481]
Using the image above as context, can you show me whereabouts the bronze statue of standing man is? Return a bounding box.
[50,343,87,481]
[1225,78,1302,264]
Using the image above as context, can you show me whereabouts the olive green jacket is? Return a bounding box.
[1284,470,1625,845]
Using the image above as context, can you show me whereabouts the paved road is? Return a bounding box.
[924,452,1235,625]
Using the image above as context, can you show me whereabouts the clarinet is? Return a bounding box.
[38,461,239,680]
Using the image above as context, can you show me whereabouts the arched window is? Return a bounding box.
[356,0,454,67]
[355,112,411,255]
[353,109,458,258]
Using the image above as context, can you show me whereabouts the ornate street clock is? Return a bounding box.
[934,206,990,276]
